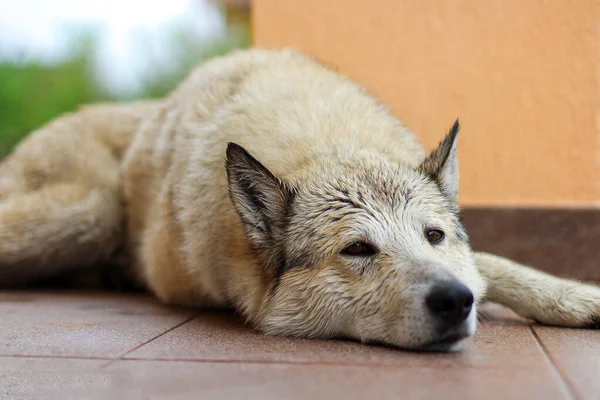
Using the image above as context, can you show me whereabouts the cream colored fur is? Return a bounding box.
[1,48,598,351]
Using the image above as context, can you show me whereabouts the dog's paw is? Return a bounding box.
[533,281,600,329]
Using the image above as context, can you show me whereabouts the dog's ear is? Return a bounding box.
[225,142,295,250]
[419,119,460,202]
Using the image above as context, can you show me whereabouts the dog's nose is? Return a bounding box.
[426,281,474,325]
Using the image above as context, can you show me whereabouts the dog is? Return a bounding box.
[0,48,598,352]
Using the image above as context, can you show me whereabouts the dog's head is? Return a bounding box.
[225,120,486,352]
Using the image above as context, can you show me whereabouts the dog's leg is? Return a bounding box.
[0,183,123,287]
[473,251,600,328]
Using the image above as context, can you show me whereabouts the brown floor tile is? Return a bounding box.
[0,294,580,400]
[128,307,553,369]
[0,291,196,358]
[0,356,114,400]
[104,359,570,400]
[478,302,533,324]
[533,326,600,400]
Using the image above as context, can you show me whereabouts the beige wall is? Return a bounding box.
[253,0,600,208]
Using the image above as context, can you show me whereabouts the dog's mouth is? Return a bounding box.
[416,332,471,352]
[363,331,472,353]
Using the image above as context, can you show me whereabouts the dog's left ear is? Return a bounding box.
[225,142,295,250]
[419,119,460,202]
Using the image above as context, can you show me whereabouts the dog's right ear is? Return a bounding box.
[419,119,460,203]
[225,143,295,250]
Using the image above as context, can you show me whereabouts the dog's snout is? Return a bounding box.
[426,281,474,325]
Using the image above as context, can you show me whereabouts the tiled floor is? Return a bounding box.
[0,291,598,400]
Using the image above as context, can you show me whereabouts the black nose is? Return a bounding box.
[426,281,474,325]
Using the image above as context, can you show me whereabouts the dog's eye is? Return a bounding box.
[426,229,445,245]
[341,242,376,256]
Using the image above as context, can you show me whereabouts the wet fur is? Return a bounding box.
[0,48,598,350]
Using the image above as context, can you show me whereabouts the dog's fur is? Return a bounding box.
[1,48,599,351]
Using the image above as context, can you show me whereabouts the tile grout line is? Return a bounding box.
[3,351,586,372]
[100,311,202,369]
[0,354,114,361]
[530,326,578,400]
[105,356,542,370]
[1,352,548,370]
[119,357,421,368]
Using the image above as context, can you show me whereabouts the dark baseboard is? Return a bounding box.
[462,208,599,283]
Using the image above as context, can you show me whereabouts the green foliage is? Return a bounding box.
[0,32,107,157]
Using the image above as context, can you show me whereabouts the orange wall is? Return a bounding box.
[253,0,600,208]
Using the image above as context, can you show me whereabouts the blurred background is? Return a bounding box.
[1,0,597,208]
[0,0,250,158]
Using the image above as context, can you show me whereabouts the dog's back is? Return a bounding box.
[120,48,429,310]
